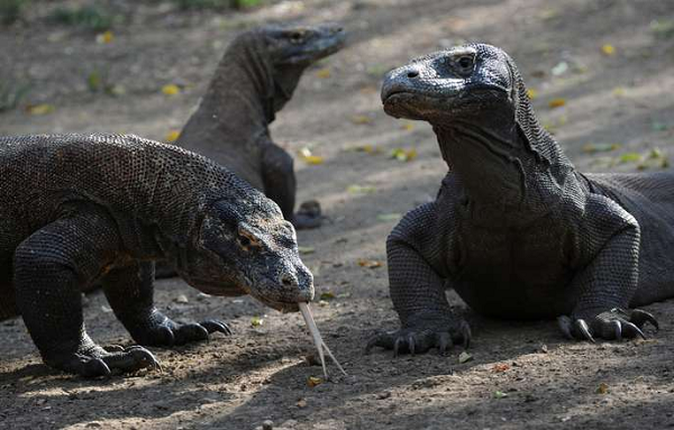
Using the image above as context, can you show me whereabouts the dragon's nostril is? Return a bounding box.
[281,274,296,287]
[407,70,419,78]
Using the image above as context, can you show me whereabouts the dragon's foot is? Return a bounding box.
[366,320,471,356]
[293,200,322,230]
[44,345,160,377]
[558,308,658,342]
[130,313,232,347]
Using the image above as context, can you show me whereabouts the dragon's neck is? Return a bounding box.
[433,112,571,225]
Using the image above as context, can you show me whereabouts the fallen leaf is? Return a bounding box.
[298,246,316,255]
[319,291,336,300]
[601,44,616,56]
[166,130,181,143]
[596,382,609,394]
[296,398,307,408]
[27,104,55,115]
[491,363,510,373]
[582,143,621,153]
[347,184,376,194]
[316,68,331,79]
[619,152,642,163]
[401,123,414,131]
[307,377,323,388]
[351,144,382,154]
[357,259,383,269]
[526,88,538,100]
[251,316,264,327]
[351,115,373,125]
[298,147,324,165]
[548,98,566,108]
[96,30,114,44]
[458,351,473,363]
[162,84,181,96]
[493,390,508,399]
[391,148,417,162]
[377,213,402,221]
[611,87,626,97]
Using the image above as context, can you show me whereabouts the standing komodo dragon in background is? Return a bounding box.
[368,44,667,355]
[0,133,314,376]
[176,22,346,230]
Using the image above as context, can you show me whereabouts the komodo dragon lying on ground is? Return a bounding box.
[176,22,346,230]
[0,133,314,376]
[368,43,666,356]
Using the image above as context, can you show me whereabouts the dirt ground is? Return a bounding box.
[2,0,674,429]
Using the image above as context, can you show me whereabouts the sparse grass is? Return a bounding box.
[650,19,674,39]
[0,80,31,112]
[0,0,29,25]
[49,4,121,31]
[173,0,263,10]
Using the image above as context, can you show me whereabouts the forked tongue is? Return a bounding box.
[298,302,347,380]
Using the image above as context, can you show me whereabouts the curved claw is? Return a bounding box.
[200,319,233,336]
[437,332,451,356]
[393,337,404,358]
[575,319,595,343]
[622,321,646,340]
[611,320,622,341]
[630,309,659,331]
[407,334,416,355]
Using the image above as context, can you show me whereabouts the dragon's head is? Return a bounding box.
[177,192,314,313]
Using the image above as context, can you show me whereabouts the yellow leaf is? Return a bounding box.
[548,98,566,108]
[316,68,331,79]
[96,31,114,44]
[297,147,324,165]
[612,87,625,97]
[401,123,414,131]
[391,148,417,162]
[526,88,538,100]
[601,44,616,56]
[162,84,181,96]
[351,115,372,125]
[27,104,55,115]
[165,130,180,143]
[596,382,609,394]
[347,184,376,194]
[307,376,323,388]
[251,316,264,327]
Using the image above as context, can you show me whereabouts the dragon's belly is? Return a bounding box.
[452,221,575,319]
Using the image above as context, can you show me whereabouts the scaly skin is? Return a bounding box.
[176,23,346,230]
[0,133,314,376]
[368,44,667,356]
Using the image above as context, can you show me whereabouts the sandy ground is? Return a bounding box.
[1,0,674,429]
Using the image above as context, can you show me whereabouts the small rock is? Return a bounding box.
[262,420,274,430]
[376,391,391,400]
[539,344,549,353]
[175,294,189,304]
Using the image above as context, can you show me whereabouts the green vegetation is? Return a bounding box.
[173,0,263,10]
[0,0,29,25]
[49,4,121,31]
[0,80,31,112]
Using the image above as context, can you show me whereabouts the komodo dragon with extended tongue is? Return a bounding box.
[0,133,314,376]
[175,22,345,230]
[368,43,666,356]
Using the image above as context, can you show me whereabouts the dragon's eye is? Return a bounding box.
[458,56,474,69]
[238,236,251,247]
[289,31,304,44]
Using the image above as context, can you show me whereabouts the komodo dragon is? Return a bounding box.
[0,133,313,376]
[368,43,666,356]
[176,22,346,229]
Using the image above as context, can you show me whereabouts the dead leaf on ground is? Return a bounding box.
[347,184,376,194]
[166,130,180,143]
[27,104,55,115]
[391,148,417,162]
[548,98,566,108]
[351,115,373,125]
[357,259,383,269]
[601,44,616,56]
[491,363,510,373]
[582,143,621,153]
[596,383,609,394]
[298,147,324,165]
[316,68,331,79]
[307,377,323,388]
[162,84,181,96]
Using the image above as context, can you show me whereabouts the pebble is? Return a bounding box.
[262,420,274,430]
